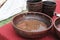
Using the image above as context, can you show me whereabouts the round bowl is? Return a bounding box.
[42,1,56,17]
[54,17,60,38]
[27,1,42,12]
[12,12,53,38]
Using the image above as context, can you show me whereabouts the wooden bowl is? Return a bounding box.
[12,12,53,38]
[54,17,60,39]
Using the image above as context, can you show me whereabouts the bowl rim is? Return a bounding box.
[27,1,42,4]
[42,1,56,6]
[54,17,60,30]
[12,12,53,32]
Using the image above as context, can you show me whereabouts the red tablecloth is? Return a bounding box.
[0,23,58,40]
[0,0,60,40]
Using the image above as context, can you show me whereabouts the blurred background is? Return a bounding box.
[0,0,60,27]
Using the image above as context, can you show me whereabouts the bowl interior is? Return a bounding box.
[13,12,52,31]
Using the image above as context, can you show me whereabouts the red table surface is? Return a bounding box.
[0,23,59,40]
[0,0,60,40]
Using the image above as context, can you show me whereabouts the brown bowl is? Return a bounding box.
[54,17,60,38]
[42,1,56,17]
[12,12,53,38]
[27,1,42,12]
